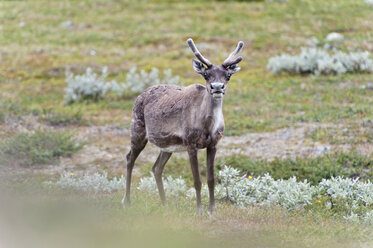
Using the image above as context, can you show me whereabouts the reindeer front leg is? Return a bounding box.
[207,146,216,214]
[187,148,203,214]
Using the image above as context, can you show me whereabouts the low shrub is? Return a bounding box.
[40,108,85,126]
[112,67,179,97]
[267,48,373,75]
[217,152,373,185]
[64,67,112,104]
[137,172,187,198]
[136,166,373,223]
[49,165,373,224]
[47,172,125,193]
[0,130,82,166]
[64,66,180,103]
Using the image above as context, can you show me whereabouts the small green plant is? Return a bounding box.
[0,112,4,124]
[217,152,373,185]
[0,100,39,118]
[40,108,85,126]
[0,130,82,167]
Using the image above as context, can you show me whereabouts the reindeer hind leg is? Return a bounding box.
[122,120,147,207]
[152,151,172,206]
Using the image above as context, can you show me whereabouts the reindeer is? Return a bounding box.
[122,38,244,213]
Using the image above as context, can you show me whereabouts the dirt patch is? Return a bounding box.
[55,122,373,175]
[219,123,372,160]
[2,117,372,176]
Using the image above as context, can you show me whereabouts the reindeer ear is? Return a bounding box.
[227,64,240,74]
[192,59,206,74]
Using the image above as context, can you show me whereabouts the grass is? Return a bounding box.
[39,108,86,126]
[1,173,372,248]
[217,151,373,185]
[0,112,4,125]
[0,130,82,167]
[1,0,373,134]
[307,124,373,144]
[151,151,373,186]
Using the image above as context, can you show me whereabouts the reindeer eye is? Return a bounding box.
[226,73,232,80]
[203,72,209,79]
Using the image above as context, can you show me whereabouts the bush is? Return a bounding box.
[218,152,373,185]
[64,67,113,104]
[135,166,373,223]
[40,108,85,126]
[112,67,179,97]
[267,48,373,75]
[47,172,125,193]
[0,130,82,166]
[49,165,373,224]
[64,66,180,103]
[137,172,186,198]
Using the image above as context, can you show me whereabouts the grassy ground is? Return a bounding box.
[1,174,373,248]
[1,0,373,134]
[1,0,373,247]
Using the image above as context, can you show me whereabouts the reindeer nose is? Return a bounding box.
[211,83,225,93]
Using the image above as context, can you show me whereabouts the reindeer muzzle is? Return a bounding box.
[210,82,225,98]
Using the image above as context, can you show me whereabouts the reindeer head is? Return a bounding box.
[187,38,243,100]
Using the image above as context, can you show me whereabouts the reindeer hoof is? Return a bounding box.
[208,204,216,215]
[122,198,131,208]
[196,206,203,215]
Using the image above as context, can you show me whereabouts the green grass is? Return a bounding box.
[307,124,373,144]
[0,99,41,118]
[152,151,373,186]
[0,112,4,125]
[0,130,82,167]
[39,108,87,126]
[217,151,373,185]
[1,0,373,134]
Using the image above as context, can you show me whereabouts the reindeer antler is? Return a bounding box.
[187,38,213,68]
[222,41,244,68]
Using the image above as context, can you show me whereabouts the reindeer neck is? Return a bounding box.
[203,91,223,116]
[200,90,224,133]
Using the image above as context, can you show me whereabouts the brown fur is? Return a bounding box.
[132,84,224,150]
